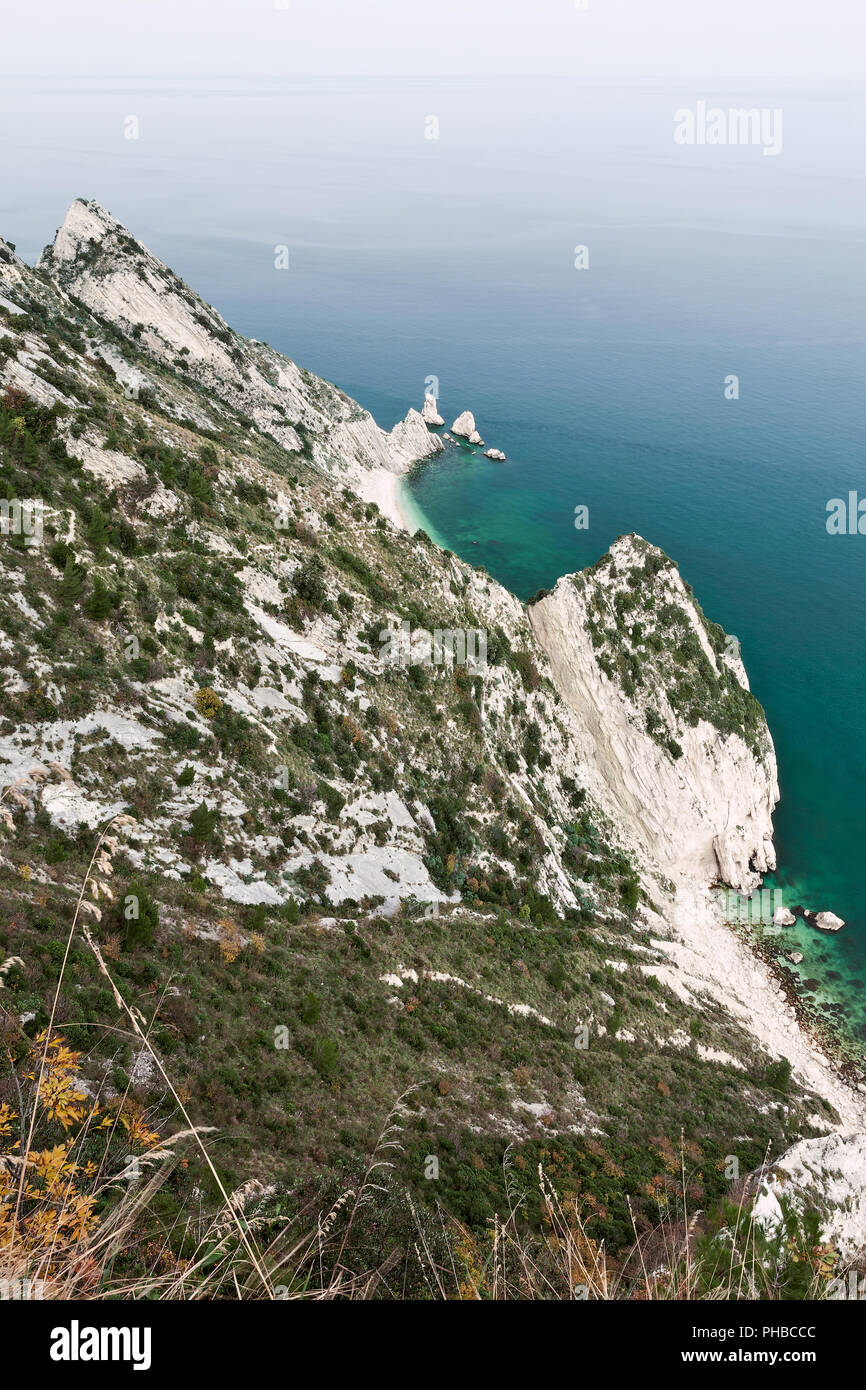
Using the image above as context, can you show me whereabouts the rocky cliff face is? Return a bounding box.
[36,198,441,487]
[529,535,778,893]
[752,1133,866,1261]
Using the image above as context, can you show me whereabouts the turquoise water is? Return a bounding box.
[2,75,865,1045]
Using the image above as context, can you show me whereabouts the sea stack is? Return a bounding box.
[421,394,444,427]
[451,411,476,438]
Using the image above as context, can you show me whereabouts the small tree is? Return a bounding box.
[765,1057,792,1095]
[189,800,217,843]
[84,575,112,620]
[119,882,159,949]
[293,555,327,608]
[86,505,109,556]
[60,552,85,601]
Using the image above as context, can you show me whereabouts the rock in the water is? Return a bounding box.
[773,906,796,926]
[815,911,845,932]
[468,430,484,445]
[421,394,444,427]
[451,411,476,438]
[787,951,804,965]
[484,448,507,461]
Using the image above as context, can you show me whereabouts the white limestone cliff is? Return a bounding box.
[529,535,778,893]
[752,1133,866,1260]
[387,408,444,472]
[36,199,439,503]
[9,198,866,1169]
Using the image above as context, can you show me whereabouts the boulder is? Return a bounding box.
[815,911,845,933]
[484,448,507,461]
[773,906,796,926]
[786,951,804,965]
[468,430,484,445]
[421,394,444,427]
[451,411,476,438]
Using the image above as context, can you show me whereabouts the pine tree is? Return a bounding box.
[189,800,217,843]
[86,505,109,555]
[60,552,85,601]
[84,575,112,620]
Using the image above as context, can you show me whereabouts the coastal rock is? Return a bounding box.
[773,906,796,926]
[528,534,779,892]
[815,911,845,933]
[468,430,484,446]
[787,951,804,964]
[752,1134,866,1260]
[451,411,476,438]
[421,395,444,427]
[387,409,444,473]
[484,448,507,461]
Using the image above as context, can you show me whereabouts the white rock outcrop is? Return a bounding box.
[816,911,845,932]
[774,906,796,926]
[451,411,476,438]
[484,448,507,461]
[387,409,444,473]
[468,430,484,445]
[421,395,444,426]
[752,1133,866,1259]
[529,535,778,892]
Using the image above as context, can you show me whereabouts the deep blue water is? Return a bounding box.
[2,75,865,1045]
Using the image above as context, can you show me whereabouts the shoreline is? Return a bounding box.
[660,876,866,1130]
[357,463,445,543]
[354,466,414,533]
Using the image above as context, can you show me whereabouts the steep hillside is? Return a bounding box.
[1,202,864,1290]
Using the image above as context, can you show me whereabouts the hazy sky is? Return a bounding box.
[3,0,865,83]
